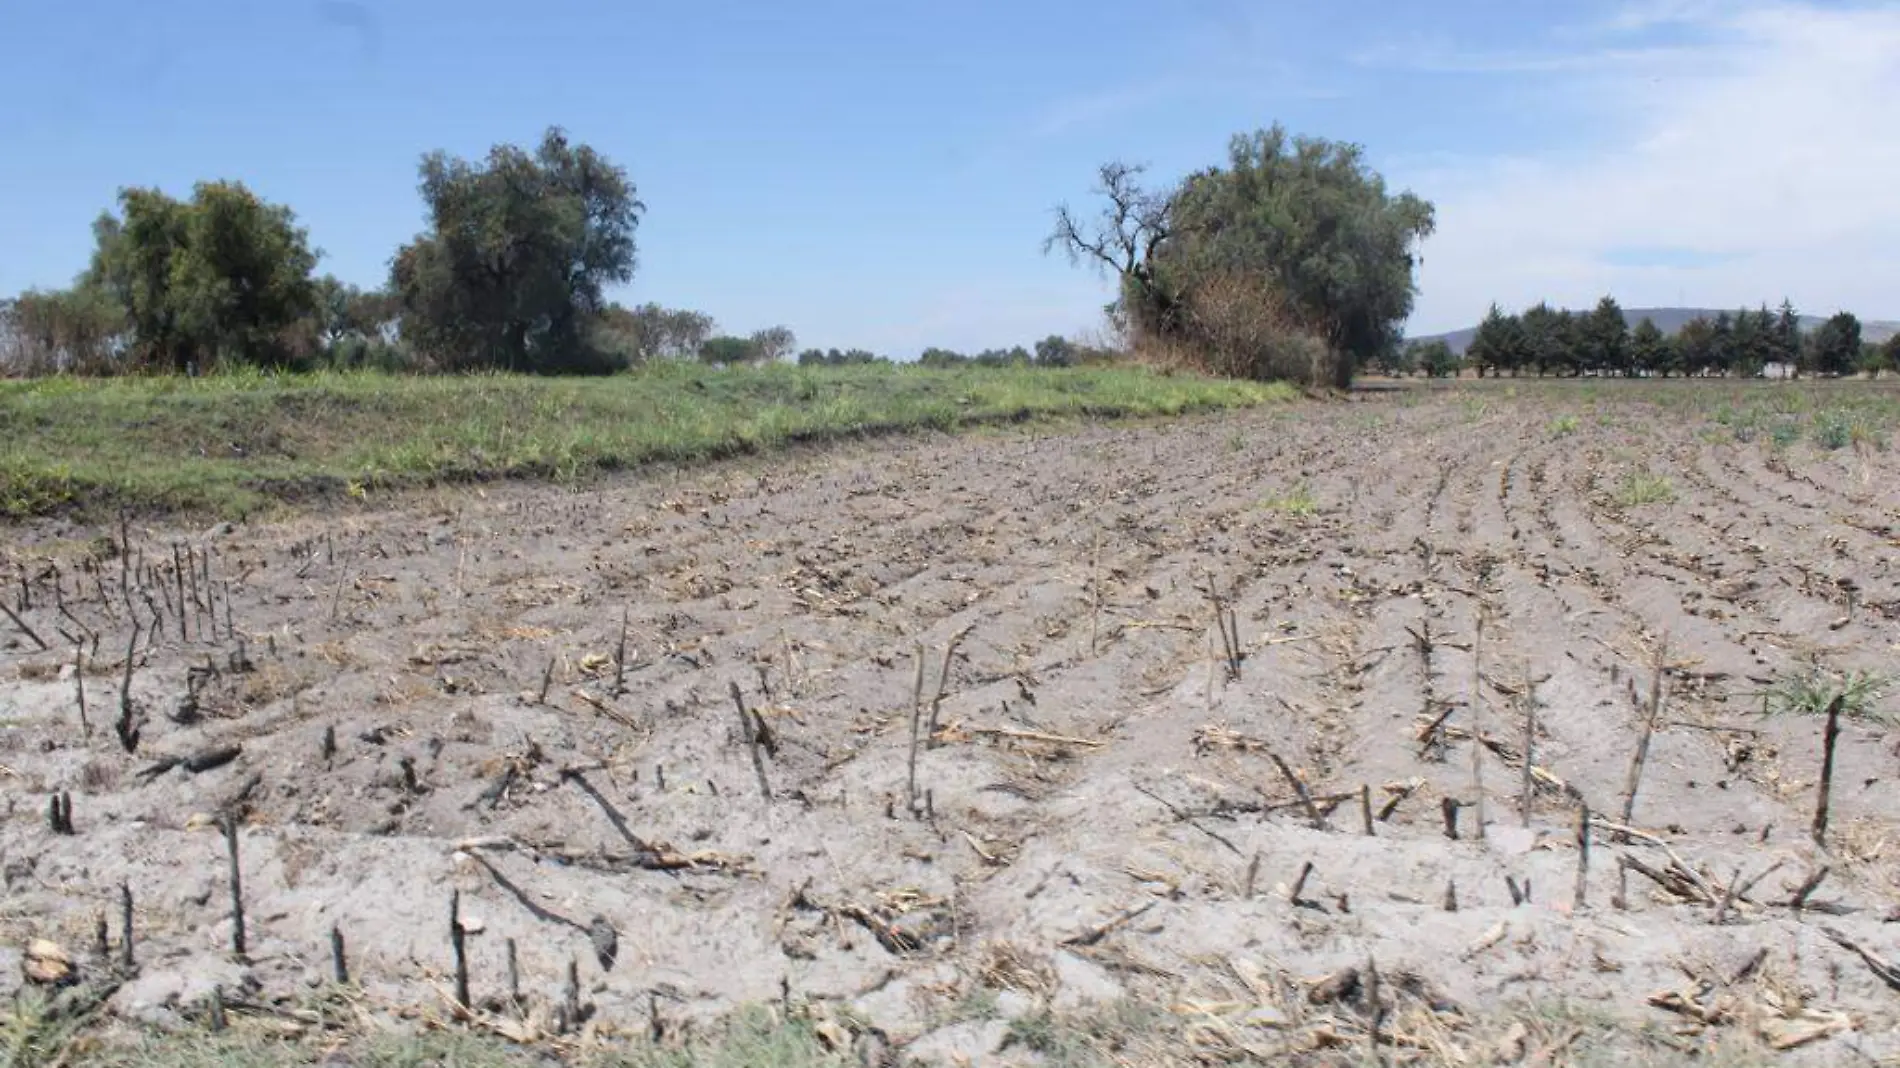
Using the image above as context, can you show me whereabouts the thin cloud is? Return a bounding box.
[1029,80,1194,139]
[1400,0,1900,331]
[1350,38,1690,76]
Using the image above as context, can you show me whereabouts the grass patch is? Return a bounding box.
[1549,413,1580,436]
[1810,409,1854,450]
[1767,662,1891,725]
[1614,469,1676,508]
[0,364,1291,521]
[1260,481,1319,516]
[19,1003,856,1068]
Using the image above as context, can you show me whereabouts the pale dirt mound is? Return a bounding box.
[3,385,1899,1065]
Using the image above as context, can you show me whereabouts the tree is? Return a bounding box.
[797,347,885,366]
[748,326,796,364]
[1044,162,1174,305]
[306,275,407,369]
[1465,304,1520,378]
[1728,306,1774,378]
[1377,340,1420,377]
[1772,299,1802,371]
[390,127,643,373]
[1033,334,1076,367]
[918,347,967,368]
[1583,296,1630,376]
[1629,317,1670,376]
[1705,312,1736,376]
[83,182,318,371]
[970,346,1032,367]
[598,302,714,363]
[1858,341,1890,377]
[1520,303,1572,376]
[698,336,757,366]
[1804,312,1862,377]
[0,285,125,374]
[1883,331,1900,377]
[1405,339,1458,378]
[1676,316,1716,377]
[1047,126,1434,388]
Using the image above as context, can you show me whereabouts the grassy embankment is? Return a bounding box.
[0,362,1292,521]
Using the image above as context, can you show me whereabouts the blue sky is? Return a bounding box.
[3,0,1898,356]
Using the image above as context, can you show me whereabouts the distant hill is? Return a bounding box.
[1413,307,1900,355]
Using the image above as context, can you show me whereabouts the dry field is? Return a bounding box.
[3,379,1899,1066]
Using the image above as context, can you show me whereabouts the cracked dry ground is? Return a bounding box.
[4,383,1900,1065]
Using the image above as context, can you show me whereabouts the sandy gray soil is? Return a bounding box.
[4,383,1899,1065]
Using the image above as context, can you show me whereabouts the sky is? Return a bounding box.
[2,0,1898,357]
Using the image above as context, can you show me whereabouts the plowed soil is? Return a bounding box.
[4,381,1899,1065]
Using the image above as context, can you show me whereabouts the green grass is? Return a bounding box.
[1614,469,1676,508]
[1260,481,1320,516]
[0,363,1292,521]
[1767,663,1891,725]
[28,1004,855,1068]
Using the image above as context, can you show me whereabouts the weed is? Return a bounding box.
[1549,414,1580,436]
[1001,1002,1176,1068]
[1811,410,1853,450]
[1,982,117,1068]
[1614,470,1675,507]
[1767,419,1801,450]
[1261,482,1319,516]
[60,1005,856,1068]
[1767,662,1891,725]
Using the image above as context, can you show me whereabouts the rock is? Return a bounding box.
[907,1020,1011,1065]
[1485,824,1541,858]
[110,959,257,1026]
[994,989,1037,1020]
[23,939,73,985]
[851,964,961,1041]
[1051,951,1123,1010]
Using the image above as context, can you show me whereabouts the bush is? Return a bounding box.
[1129,270,1334,385]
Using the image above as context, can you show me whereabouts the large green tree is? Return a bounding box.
[390,127,643,373]
[1628,316,1672,376]
[1465,304,1526,377]
[83,182,318,371]
[1582,296,1631,376]
[1804,311,1862,377]
[1047,126,1434,388]
[1676,316,1718,377]
[1772,300,1802,370]
[1519,303,1575,376]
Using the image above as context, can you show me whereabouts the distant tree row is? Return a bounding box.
[914,335,1120,369]
[0,127,1108,378]
[1394,297,1899,379]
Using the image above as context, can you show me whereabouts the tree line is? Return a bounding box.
[22,115,1884,388]
[1383,298,1899,380]
[7,119,1441,386]
[0,127,1101,378]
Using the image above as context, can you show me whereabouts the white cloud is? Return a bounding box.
[1399,1,1900,332]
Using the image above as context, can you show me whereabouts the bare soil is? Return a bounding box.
[4,385,1899,1065]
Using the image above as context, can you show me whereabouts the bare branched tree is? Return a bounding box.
[1042,162,1173,288]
